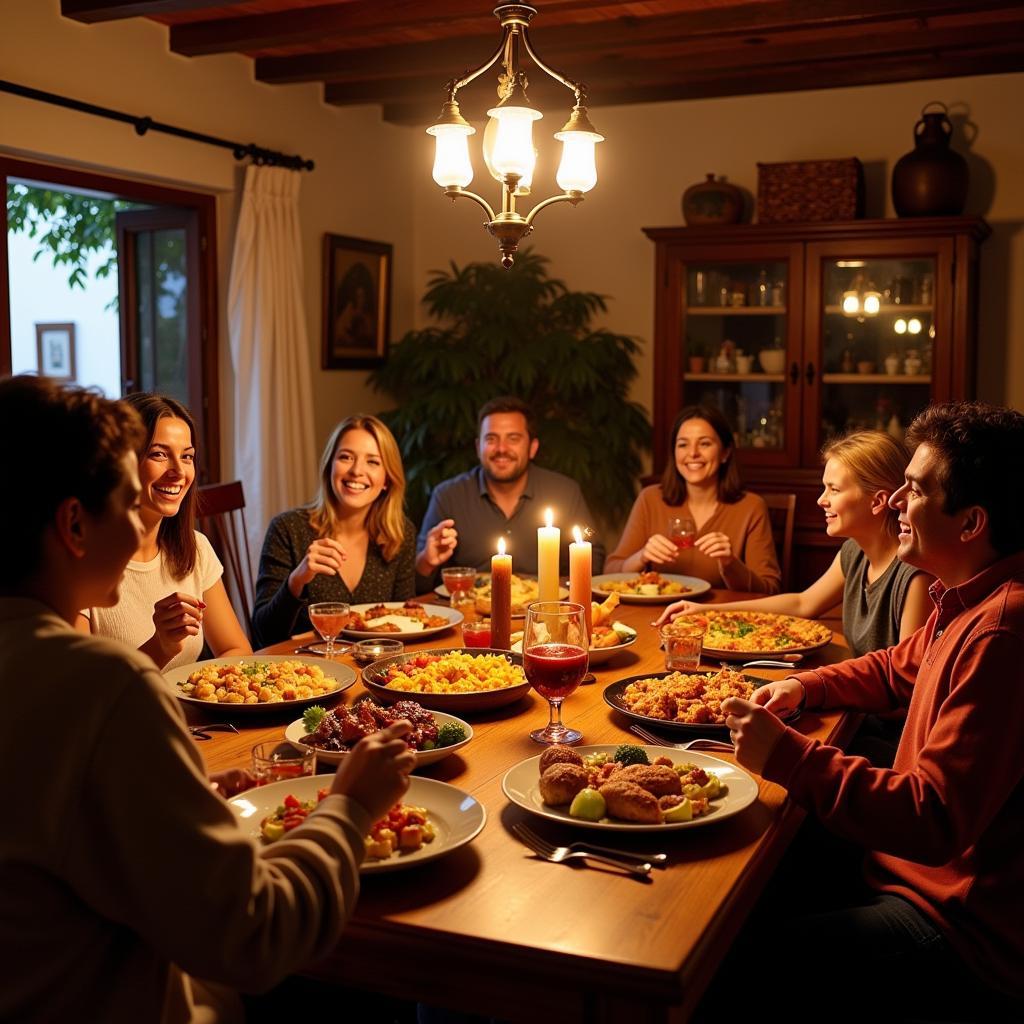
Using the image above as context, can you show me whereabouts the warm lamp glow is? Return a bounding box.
[894,318,908,335]
[428,123,475,188]
[908,318,923,335]
[842,291,860,315]
[555,130,600,192]
[863,289,881,316]
[485,103,541,180]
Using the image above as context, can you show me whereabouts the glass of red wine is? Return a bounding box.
[668,515,697,550]
[523,600,588,745]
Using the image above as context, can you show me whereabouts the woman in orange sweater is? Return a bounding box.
[606,405,781,593]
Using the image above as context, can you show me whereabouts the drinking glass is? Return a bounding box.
[307,601,350,658]
[351,638,404,665]
[523,600,588,745]
[668,515,697,550]
[462,620,492,648]
[442,566,478,619]
[660,620,706,671]
[251,742,316,786]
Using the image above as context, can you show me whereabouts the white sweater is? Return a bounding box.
[88,531,223,669]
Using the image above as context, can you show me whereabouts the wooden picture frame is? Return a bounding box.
[35,322,76,382]
[322,234,391,368]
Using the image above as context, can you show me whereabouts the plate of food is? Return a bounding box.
[688,609,832,659]
[502,743,758,832]
[284,698,473,767]
[591,572,711,603]
[361,648,531,712]
[342,602,462,639]
[229,774,486,873]
[166,655,356,714]
[435,573,568,617]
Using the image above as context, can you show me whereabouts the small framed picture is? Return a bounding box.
[322,234,392,369]
[36,323,76,382]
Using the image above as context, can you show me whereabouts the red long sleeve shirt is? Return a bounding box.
[763,550,1024,997]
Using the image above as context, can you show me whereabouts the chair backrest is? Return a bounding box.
[757,491,796,592]
[197,481,254,636]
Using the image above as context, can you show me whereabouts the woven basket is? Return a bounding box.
[757,158,864,223]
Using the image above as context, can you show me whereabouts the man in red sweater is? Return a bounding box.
[721,401,1024,1018]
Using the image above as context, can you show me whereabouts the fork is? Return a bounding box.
[511,823,652,877]
[629,723,733,751]
[188,722,238,741]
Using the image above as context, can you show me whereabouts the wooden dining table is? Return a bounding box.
[193,592,854,1023]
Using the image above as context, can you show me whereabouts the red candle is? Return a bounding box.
[490,537,512,651]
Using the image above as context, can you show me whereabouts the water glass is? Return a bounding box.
[251,742,316,786]
[660,620,706,672]
[668,515,697,550]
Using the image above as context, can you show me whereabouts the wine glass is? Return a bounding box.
[307,601,350,658]
[668,515,697,550]
[442,565,478,620]
[523,600,588,745]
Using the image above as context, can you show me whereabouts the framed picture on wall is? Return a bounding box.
[322,234,392,369]
[36,322,77,382]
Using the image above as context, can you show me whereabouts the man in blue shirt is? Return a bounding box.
[416,396,605,583]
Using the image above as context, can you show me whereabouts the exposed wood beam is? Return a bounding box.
[61,0,227,22]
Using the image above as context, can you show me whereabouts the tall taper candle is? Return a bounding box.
[569,525,593,638]
[537,507,560,603]
[490,537,512,650]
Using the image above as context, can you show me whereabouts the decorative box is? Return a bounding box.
[756,158,864,223]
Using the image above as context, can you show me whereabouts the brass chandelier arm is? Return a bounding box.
[443,186,497,223]
[523,190,584,227]
[444,31,510,101]
[518,27,585,104]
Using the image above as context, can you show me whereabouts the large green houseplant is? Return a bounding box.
[370,251,651,532]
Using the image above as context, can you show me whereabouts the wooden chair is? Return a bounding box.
[758,491,796,591]
[197,481,254,636]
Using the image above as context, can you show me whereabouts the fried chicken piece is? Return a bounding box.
[539,763,590,806]
[614,763,683,797]
[598,779,662,824]
[539,744,584,774]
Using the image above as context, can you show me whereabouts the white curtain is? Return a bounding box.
[228,164,317,571]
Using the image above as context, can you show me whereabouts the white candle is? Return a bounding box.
[569,525,592,638]
[537,507,560,602]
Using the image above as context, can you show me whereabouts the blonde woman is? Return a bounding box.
[252,414,415,647]
[656,430,933,656]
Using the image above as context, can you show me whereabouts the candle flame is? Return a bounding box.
[544,508,553,528]
[572,525,583,544]
[497,537,506,556]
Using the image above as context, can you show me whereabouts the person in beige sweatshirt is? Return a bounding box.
[0,376,415,1023]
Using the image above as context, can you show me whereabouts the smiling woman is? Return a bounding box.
[252,414,417,648]
[606,405,782,593]
[78,393,252,669]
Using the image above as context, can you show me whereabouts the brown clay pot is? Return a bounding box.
[682,173,743,225]
[892,103,968,217]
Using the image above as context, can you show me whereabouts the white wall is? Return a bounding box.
[0,0,418,496]
[412,71,1024,414]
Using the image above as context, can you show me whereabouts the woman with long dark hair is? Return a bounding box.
[606,404,781,592]
[252,413,416,647]
[78,394,251,669]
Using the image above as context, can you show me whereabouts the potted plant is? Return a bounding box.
[369,250,651,529]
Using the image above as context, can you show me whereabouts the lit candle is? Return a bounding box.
[569,525,592,638]
[490,537,512,651]
[537,507,560,602]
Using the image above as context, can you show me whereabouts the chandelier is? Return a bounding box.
[426,4,604,268]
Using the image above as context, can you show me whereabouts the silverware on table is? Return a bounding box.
[629,723,734,752]
[511,823,652,878]
[189,723,238,741]
[720,655,803,669]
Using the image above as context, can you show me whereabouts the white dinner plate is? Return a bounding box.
[342,602,463,640]
[591,573,712,604]
[510,627,638,666]
[284,709,473,766]
[165,655,356,714]
[229,774,486,873]
[501,745,758,832]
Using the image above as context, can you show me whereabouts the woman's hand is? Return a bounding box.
[209,768,255,799]
[332,720,417,822]
[694,531,734,562]
[652,598,701,627]
[288,538,347,596]
[142,591,204,668]
[640,533,678,566]
[417,518,458,574]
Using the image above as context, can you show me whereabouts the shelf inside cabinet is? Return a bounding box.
[687,307,787,316]
[686,373,787,382]
[823,304,932,316]
[822,373,931,385]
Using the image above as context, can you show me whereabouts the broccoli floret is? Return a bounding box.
[302,705,327,734]
[436,722,467,748]
[613,743,649,767]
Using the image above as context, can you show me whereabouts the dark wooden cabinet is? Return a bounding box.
[643,217,989,587]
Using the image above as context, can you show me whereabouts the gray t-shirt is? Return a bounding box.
[840,538,923,657]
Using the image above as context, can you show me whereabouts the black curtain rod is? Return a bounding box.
[0,79,315,172]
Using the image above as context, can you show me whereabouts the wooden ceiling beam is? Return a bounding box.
[61,0,227,22]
